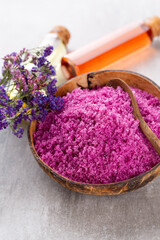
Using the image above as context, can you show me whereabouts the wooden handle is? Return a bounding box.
[107,78,160,156]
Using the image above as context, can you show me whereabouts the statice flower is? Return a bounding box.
[0,46,64,137]
[43,46,53,57]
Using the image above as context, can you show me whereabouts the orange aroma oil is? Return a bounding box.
[61,16,160,79]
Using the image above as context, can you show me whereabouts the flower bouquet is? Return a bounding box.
[0,46,64,137]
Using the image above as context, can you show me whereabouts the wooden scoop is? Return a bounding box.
[107,78,160,156]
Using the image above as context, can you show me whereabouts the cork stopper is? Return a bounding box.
[144,16,160,37]
[50,26,70,45]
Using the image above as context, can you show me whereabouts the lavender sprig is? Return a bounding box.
[0,46,64,137]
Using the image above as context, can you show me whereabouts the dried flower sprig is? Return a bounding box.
[0,46,64,137]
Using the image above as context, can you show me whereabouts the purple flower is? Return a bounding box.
[43,46,53,57]
[48,95,64,111]
[47,79,57,95]
[0,108,10,130]
[13,127,24,138]
[0,45,64,138]
[37,57,45,68]
[49,64,56,76]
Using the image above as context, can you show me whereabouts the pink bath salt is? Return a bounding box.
[34,86,160,184]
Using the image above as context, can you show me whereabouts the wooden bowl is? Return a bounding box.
[28,70,160,195]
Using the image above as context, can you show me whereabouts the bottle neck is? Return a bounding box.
[39,32,61,48]
[61,57,77,79]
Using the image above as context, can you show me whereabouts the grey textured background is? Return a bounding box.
[1,0,160,239]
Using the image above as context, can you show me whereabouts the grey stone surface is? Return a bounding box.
[1,0,160,239]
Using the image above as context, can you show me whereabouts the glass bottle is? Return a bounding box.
[61,16,160,80]
[40,26,70,85]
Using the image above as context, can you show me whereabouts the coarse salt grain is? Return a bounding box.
[34,86,160,184]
